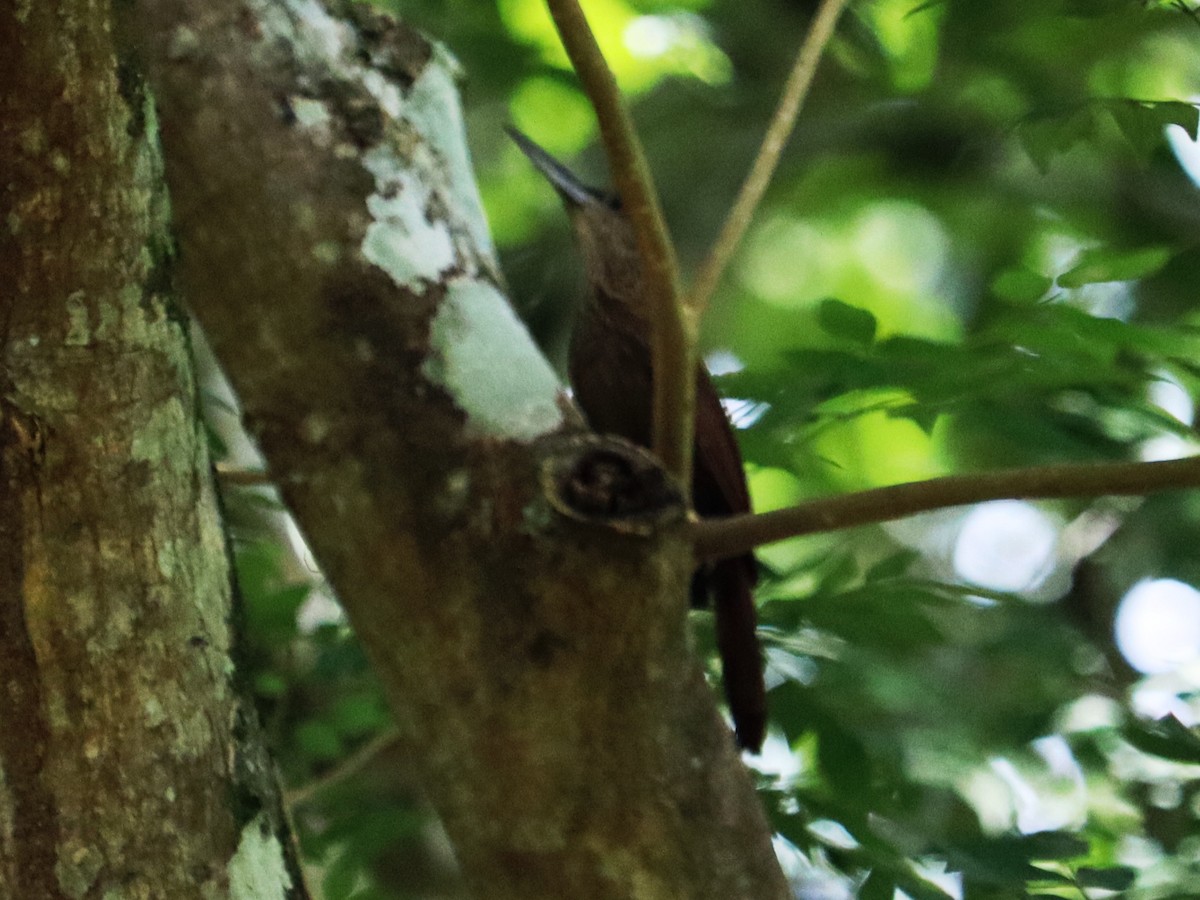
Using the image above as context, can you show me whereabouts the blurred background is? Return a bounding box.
[210,1,1200,897]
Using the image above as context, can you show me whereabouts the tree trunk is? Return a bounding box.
[0,0,305,896]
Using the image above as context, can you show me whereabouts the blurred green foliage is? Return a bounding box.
[222,0,1200,897]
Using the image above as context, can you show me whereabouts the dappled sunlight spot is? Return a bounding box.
[498,0,635,81]
[623,14,731,85]
[739,203,958,340]
[1140,373,1197,461]
[771,836,856,900]
[1054,694,1123,734]
[746,727,803,781]
[1027,228,1139,318]
[813,394,944,489]
[882,506,969,563]
[1030,736,1088,821]
[859,0,942,92]
[853,201,948,295]
[958,740,1089,839]
[297,586,344,633]
[721,397,768,429]
[1116,579,1200,675]
[708,347,761,429]
[1090,32,1200,109]
[1168,123,1200,188]
[739,215,840,305]
[987,758,1043,833]
[746,465,816,574]
[704,348,743,376]
[508,79,596,157]
[1031,228,1089,281]
[1128,683,1199,726]
[952,501,1060,594]
[960,765,1022,833]
[849,200,959,337]
[623,13,674,56]
[497,0,726,93]
[1140,434,1195,462]
[747,465,804,514]
[808,819,858,851]
[986,738,1087,835]
[1072,281,1135,320]
[1149,372,1195,426]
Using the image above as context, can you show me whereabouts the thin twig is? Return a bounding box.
[692,455,1200,563]
[285,728,400,808]
[544,0,694,489]
[687,0,851,318]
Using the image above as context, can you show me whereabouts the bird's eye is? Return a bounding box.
[590,188,622,211]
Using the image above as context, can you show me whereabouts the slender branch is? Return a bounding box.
[285,728,400,808]
[544,0,694,489]
[692,455,1200,563]
[687,0,851,318]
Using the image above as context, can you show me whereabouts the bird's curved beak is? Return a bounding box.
[505,126,596,208]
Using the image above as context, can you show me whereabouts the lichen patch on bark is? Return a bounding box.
[424,279,564,440]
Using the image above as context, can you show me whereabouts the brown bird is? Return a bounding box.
[509,128,766,752]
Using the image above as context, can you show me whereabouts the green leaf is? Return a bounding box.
[819,299,878,347]
[295,720,344,763]
[818,721,873,802]
[859,870,895,900]
[1122,714,1200,763]
[1018,831,1089,860]
[253,671,288,699]
[866,550,920,582]
[945,832,1081,888]
[991,268,1052,303]
[322,849,365,900]
[331,692,391,738]
[1057,245,1171,287]
[1109,99,1200,154]
[1018,107,1097,173]
[1075,866,1137,890]
[887,402,941,435]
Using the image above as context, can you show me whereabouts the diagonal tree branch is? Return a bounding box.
[544,0,694,489]
[693,455,1200,563]
[687,0,851,318]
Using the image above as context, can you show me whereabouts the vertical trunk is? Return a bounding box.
[0,0,304,896]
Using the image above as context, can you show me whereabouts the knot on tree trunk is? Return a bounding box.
[541,434,685,536]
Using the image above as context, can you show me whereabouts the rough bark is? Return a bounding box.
[118,0,790,896]
[0,0,304,896]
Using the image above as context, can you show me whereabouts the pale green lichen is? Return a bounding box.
[130,398,190,470]
[245,0,497,287]
[300,413,332,444]
[19,122,46,156]
[249,0,349,72]
[64,291,91,345]
[156,537,179,579]
[361,148,454,285]
[143,696,167,727]
[54,839,102,899]
[424,279,562,440]
[290,96,331,130]
[313,241,341,264]
[403,44,498,271]
[228,814,292,900]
